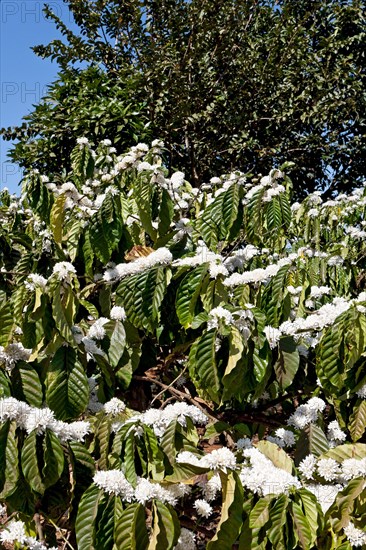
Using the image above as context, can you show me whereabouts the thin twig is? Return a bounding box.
[150,364,188,406]
[134,375,217,421]
[47,518,75,550]
[33,513,44,542]
[134,375,283,427]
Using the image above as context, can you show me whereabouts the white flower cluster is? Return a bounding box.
[356,383,366,399]
[0,520,27,544]
[0,397,89,442]
[344,522,366,547]
[239,447,301,496]
[0,520,57,550]
[327,420,346,444]
[134,478,190,505]
[280,297,351,341]
[93,471,190,506]
[207,306,234,330]
[173,242,222,269]
[177,447,236,474]
[309,285,331,299]
[110,306,126,321]
[103,397,126,416]
[139,402,208,438]
[88,317,109,340]
[244,170,285,203]
[224,257,293,288]
[287,397,326,429]
[0,343,32,370]
[194,498,213,518]
[298,455,317,479]
[263,326,282,349]
[174,527,196,550]
[104,247,172,281]
[298,453,366,483]
[93,470,135,500]
[24,273,48,292]
[267,428,296,448]
[200,473,222,501]
[223,244,261,272]
[52,261,76,283]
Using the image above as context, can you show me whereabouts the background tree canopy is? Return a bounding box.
[2,0,366,196]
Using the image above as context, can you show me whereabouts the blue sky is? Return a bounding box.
[1,0,79,193]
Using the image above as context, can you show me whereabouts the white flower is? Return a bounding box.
[310,286,331,299]
[317,459,340,481]
[137,161,153,172]
[88,317,109,340]
[24,407,55,435]
[287,285,303,295]
[170,171,185,189]
[24,273,48,291]
[93,470,134,500]
[104,248,172,282]
[327,420,346,443]
[152,139,164,149]
[275,428,296,447]
[0,503,6,516]
[140,402,208,438]
[134,478,179,506]
[0,520,27,544]
[202,473,222,501]
[52,261,76,282]
[341,458,366,480]
[201,447,237,473]
[224,258,292,288]
[235,437,253,450]
[174,528,196,550]
[110,306,126,321]
[209,262,229,279]
[298,455,317,479]
[207,306,234,330]
[344,522,366,547]
[0,397,31,424]
[327,256,344,266]
[0,343,32,370]
[307,397,326,412]
[77,137,89,146]
[288,397,326,429]
[25,536,56,550]
[103,398,126,416]
[240,448,301,496]
[194,499,213,518]
[356,383,366,399]
[134,143,149,153]
[264,326,281,349]
[176,451,203,468]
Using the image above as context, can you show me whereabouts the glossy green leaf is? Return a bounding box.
[75,484,103,550]
[46,346,89,420]
[188,328,220,403]
[21,431,44,494]
[175,264,208,328]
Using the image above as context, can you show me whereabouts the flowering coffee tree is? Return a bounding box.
[0,137,365,549]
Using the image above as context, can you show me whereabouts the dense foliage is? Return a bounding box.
[2,0,366,196]
[0,137,365,549]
